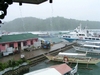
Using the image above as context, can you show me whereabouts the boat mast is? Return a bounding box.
[79,23,82,32]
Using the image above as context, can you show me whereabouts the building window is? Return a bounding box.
[35,39,38,41]
[2,43,5,46]
[9,43,14,48]
[23,41,27,46]
[96,38,99,40]
[31,40,33,45]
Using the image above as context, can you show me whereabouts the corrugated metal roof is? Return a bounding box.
[51,63,72,75]
[0,33,38,43]
[24,64,72,75]
[24,68,61,75]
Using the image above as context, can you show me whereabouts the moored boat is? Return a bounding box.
[58,52,86,57]
[61,24,100,42]
[73,41,100,54]
[45,55,100,65]
[73,45,100,54]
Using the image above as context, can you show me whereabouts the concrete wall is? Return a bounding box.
[0,38,38,51]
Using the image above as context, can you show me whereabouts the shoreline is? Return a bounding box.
[1,42,76,75]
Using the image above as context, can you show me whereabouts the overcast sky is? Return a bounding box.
[2,0,100,22]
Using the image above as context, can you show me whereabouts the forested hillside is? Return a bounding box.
[1,16,100,32]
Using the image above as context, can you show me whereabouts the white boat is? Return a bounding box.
[61,24,100,42]
[45,55,100,64]
[70,63,78,75]
[73,41,100,53]
[24,63,78,75]
[58,52,86,57]
[44,51,100,65]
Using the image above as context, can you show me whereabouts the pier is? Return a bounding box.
[1,42,77,75]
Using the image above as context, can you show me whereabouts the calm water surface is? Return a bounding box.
[23,37,100,75]
[27,48,100,75]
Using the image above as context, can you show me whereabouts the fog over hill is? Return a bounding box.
[1,17,100,32]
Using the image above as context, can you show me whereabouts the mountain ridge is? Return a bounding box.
[1,16,100,32]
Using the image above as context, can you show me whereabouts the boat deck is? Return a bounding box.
[45,55,100,64]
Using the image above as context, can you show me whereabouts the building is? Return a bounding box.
[24,63,72,75]
[0,33,38,52]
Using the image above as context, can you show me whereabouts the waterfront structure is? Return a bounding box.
[0,33,38,53]
[24,63,78,75]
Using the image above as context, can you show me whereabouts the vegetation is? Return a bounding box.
[1,16,100,32]
[0,58,27,71]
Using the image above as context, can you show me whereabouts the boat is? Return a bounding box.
[61,24,100,42]
[30,31,55,38]
[70,63,78,75]
[45,55,100,65]
[58,52,87,57]
[73,41,100,54]
[24,63,78,75]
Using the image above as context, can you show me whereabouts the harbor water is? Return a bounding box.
[27,48,100,75]
[19,36,100,75]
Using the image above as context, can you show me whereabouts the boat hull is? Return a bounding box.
[45,55,100,65]
[73,46,100,54]
[64,38,78,42]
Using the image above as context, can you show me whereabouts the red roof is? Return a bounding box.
[50,63,72,75]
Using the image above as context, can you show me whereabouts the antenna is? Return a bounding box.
[19,6,26,32]
[50,3,53,31]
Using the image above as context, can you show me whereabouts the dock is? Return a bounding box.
[1,42,77,75]
[0,42,75,63]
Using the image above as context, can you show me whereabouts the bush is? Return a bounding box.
[0,62,8,70]
[0,58,27,71]
[18,59,23,64]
